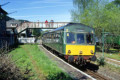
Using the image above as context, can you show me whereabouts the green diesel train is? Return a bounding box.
[42,23,96,65]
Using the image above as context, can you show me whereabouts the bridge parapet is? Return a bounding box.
[16,22,69,33]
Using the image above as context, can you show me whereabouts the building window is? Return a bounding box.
[11,23,18,27]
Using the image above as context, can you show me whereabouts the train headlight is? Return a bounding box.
[79,51,82,54]
[91,50,94,54]
[68,50,71,54]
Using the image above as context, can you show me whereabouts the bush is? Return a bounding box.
[97,56,105,66]
[47,72,73,80]
[0,53,24,80]
[0,42,31,80]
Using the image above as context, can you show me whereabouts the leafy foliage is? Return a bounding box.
[97,56,105,66]
[32,29,42,37]
[47,72,72,80]
[0,43,29,80]
[112,0,120,6]
[71,0,120,35]
[0,54,24,80]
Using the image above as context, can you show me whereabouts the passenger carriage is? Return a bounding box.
[42,23,96,65]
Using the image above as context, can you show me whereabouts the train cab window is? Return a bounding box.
[86,34,94,44]
[67,33,75,44]
[77,34,84,44]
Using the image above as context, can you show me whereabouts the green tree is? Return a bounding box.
[113,0,120,6]
[71,0,120,35]
[73,0,94,13]
[32,29,42,37]
[103,1,120,34]
[71,0,95,23]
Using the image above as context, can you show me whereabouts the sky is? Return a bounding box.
[1,0,73,22]
[1,0,114,22]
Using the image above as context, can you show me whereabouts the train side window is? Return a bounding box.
[60,32,63,43]
[51,34,54,43]
[52,34,53,39]
[50,34,51,38]
[56,33,60,43]
[59,32,62,43]
[86,33,94,44]
[49,34,51,42]
[54,33,56,42]
[53,34,55,42]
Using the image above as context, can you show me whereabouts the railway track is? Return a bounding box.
[72,62,110,80]
[85,69,109,80]
[40,45,110,80]
[83,63,110,80]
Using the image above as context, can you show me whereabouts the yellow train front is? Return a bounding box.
[42,23,96,65]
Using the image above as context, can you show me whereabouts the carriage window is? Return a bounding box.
[86,34,94,44]
[77,34,84,44]
[55,33,60,42]
[67,33,75,44]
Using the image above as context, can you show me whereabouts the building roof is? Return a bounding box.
[0,6,8,14]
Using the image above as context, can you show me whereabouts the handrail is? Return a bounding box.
[16,22,69,33]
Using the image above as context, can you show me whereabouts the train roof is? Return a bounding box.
[51,23,94,32]
[43,23,94,35]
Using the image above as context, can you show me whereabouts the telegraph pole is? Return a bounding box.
[102,28,104,57]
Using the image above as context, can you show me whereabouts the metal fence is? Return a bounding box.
[95,28,120,54]
[18,37,35,44]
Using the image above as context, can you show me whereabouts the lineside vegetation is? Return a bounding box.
[10,44,72,80]
[71,0,120,35]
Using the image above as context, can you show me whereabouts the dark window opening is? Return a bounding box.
[86,34,94,44]
[67,33,75,44]
[77,34,84,44]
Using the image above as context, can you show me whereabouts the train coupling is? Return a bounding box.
[91,55,97,61]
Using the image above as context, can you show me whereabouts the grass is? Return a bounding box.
[96,52,120,61]
[99,63,120,74]
[9,44,72,80]
[94,54,120,75]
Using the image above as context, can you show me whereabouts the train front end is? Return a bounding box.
[64,24,96,65]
